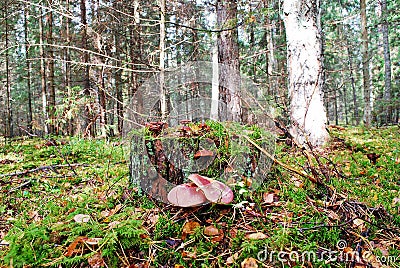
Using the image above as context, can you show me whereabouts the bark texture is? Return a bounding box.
[360,0,371,127]
[283,0,329,147]
[217,0,242,122]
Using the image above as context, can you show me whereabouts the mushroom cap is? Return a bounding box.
[188,174,234,204]
[167,183,208,207]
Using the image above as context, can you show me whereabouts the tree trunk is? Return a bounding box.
[4,0,13,137]
[264,0,278,96]
[283,0,329,147]
[343,85,349,125]
[99,68,107,137]
[24,7,33,133]
[211,32,219,121]
[65,0,73,135]
[360,0,371,127]
[47,0,56,134]
[80,0,92,137]
[39,5,48,134]
[217,0,241,122]
[159,0,168,120]
[346,43,359,125]
[381,0,392,124]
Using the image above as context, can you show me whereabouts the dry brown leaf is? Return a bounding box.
[229,228,238,239]
[226,252,239,265]
[353,218,366,231]
[327,210,340,220]
[88,252,106,268]
[73,214,90,223]
[246,232,268,240]
[174,265,185,268]
[241,257,258,268]
[263,193,275,204]
[64,236,88,257]
[181,250,197,259]
[290,176,304,188]
[204,225,219,236]
[181,221,200,240]
[108,221,120,229]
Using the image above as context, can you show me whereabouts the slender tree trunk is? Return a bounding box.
[65,0,72,135]
[346,44,359,125]
[282,0,329,147]
[211,32,219,120]
[99,67,107,137]
[217,0,241,122]
[343,85,349,125]
[80,0,92,137]
[47,0,56,134]
[380,0,392,124]
[334,89,338,125]
[24,7,33,133]
[159,0,168,120]
[39,6,48,134]
[360,0,371,127]
[264,0,277,96]
[4,0,13,137]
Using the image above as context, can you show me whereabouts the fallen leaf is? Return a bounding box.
[290,176,304,188]
[65,236,88,257]
[226,252,239,265]
[204,225,219,236]
[174,264,185,268]
[74,214,90,223]
[327,210,340,221]
[181,221,200,240]
[241,257,258,268]
[88,252,106,268]
[181,250,197,259]
[194,150,214,159]
[108,221,120,229]
[246,232,268,240]
[263,193,276,204]
[353,218,366,231]
[393,198,400,205]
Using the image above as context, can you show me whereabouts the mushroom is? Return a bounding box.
[178,125,192,136]
[188,174,234,205]
[167,183,208,207]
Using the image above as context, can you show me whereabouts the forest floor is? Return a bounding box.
[0,125,399,268]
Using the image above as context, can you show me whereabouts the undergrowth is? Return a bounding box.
[0,125,399,267]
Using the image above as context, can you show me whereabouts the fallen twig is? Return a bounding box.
[0,163,88,178]
[9,179,32,192]
[242,135,320,184]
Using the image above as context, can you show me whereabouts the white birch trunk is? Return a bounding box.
[283,0,329,147]
[211,33,219,121]
[159,0,167,120]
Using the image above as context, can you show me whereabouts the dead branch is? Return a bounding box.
[0,163,88,178]
[242,135,320,184]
